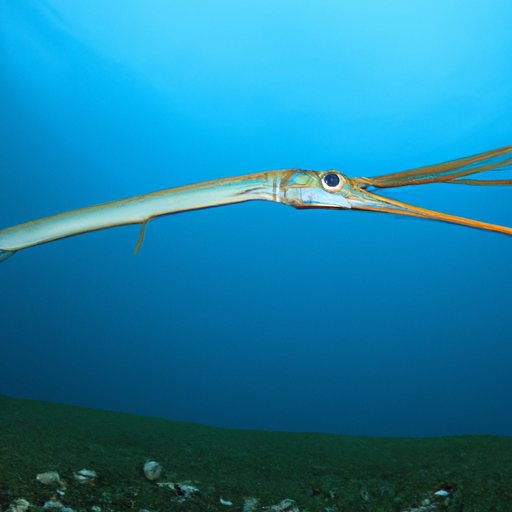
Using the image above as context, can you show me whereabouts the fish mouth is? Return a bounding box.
[346,179,512,236]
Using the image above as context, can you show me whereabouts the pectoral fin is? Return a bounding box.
[134,220,148,254]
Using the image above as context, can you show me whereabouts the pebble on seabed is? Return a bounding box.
[8,498,30,512]
[37,472,61,486]
[242,497,259,512]
[43,499,75,511]
[143,460,162,481]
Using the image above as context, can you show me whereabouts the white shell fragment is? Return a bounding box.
[220,498,232,505]
[157,481,200,498]
[143,460,162,481]
[8,498,30,512]
[76,469,97,478]
[73,469,97,484]
[37,472,61,485]
[434,490,449,497]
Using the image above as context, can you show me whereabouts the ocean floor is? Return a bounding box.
[0,393,511,512]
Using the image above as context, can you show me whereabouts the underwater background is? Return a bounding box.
[1,0,511,438]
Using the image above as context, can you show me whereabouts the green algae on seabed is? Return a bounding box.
[0,394,511,512]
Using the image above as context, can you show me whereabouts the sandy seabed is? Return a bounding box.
[0,394,511,511]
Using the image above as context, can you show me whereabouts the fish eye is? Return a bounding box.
[322,172,343,192]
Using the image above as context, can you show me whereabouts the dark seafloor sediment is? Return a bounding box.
[0,393,511,511]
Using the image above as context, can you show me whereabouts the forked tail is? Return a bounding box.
[0,249,15,263]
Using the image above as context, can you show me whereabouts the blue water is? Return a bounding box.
[1,0,511,437]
